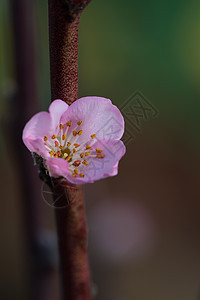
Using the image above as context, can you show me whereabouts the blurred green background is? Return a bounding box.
[1,0,200,300]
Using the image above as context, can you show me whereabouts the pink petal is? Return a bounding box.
[49,99,69,130]
[25,137,50,158]
[46,157,70,178]
[46,157,86,184]
[23,99,68,154]
[22,111,52,152]
[69,139,126,184]
[61,97,124,144]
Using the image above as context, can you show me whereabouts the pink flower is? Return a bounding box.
[23,97,126,184]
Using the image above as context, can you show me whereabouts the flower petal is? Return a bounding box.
[46,157,70,178]
[23,99,68,153]
[69,139,126,184]
[25,137,50,158]
[49,99,69,130]
[22,111,52,152]
[61,97,124,144]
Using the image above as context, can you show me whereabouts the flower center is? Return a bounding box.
[43,121,104,178]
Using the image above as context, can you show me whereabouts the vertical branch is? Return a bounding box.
[10,0,56,299]
[52,180,91,300]
[48,2,78,103]
[48,0,91,299]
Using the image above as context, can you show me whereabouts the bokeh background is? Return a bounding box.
[1,0,200,299]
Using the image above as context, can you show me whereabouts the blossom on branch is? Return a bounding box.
[23,97,126,184]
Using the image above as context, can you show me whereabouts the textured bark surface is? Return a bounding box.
[48,0,92,299]
[49,0,80,104]
[52,179,91,300]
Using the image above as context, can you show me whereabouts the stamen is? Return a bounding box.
[49,151,55,157]
[96,148,102,153]
[57,150,62,157]
[44,118,102,178]
[74,143,80,148]
[86,145,91,150]
[82,160,88,166]
[73,160,81,167]
[97,153,104,159]
[67,121,72,127]
[74,169,79,175]
[73,131,77,136]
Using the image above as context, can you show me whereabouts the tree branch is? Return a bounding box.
[48,0,92,299]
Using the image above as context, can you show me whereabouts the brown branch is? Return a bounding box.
[49,0,90,104]
[10,0,56,299]
[48,0,92,299]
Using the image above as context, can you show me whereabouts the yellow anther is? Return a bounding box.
[77,121,82,126]
[74,169,79,175]
[73,160,81,167]
[62,134,66,140]
[97,153,104,159]
[82,160,88,166]
[80,173,85,178]
[80,153,84,158]
[67,121,72,127]
[57,150,62,157]
[91,134,96,139]
[73,131,77,136]
[74,143,80,148]
[85,152,90,156]
[67,156,72,162]
[52,134,57,139]
[59,145,64,149]
[72,173,77,178]
[44,136,48,141]
[59,124,64,129]
[67,142,71,147]
[73,148,77,153]
[96,148,102,153]
[49,151,55,157]
[86,145,91,150]
[78,130,83,136]
[54,154,58,158]
[63,153,68,159]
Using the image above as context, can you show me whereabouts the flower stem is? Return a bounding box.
[48,1,91,299]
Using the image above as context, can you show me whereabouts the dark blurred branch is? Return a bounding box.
[48,0,91,299]
[10,0,56,299]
